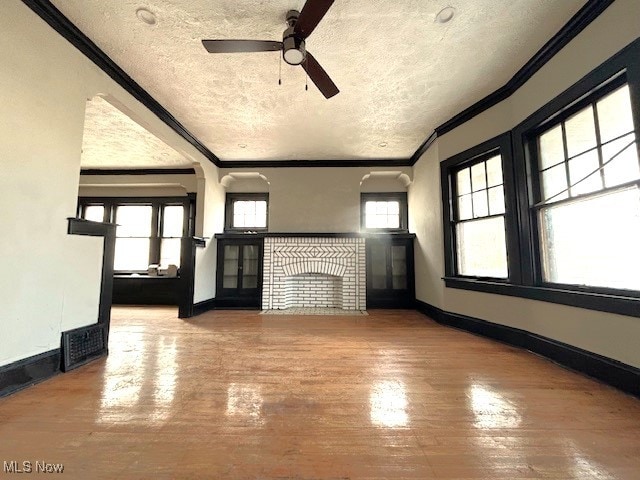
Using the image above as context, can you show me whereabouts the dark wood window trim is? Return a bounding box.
[360,192,409,232]
[441,133,521,283]
[224,193,269,232]
[441,38,640,318]
[78,195,195,274]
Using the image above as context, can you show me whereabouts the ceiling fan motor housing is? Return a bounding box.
[283,10,306,65]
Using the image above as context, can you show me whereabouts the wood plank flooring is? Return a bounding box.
[1,307,639,479]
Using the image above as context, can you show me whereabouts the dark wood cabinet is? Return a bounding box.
[216,238,264,308]
[366,236,415,308]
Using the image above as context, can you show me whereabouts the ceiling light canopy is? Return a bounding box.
[435,6,456,24]
[135,7,156,25]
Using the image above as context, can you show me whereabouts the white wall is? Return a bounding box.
[410,0,640,368]
[220,167,412,233]
[408,143,444,309]
[193,162,225,303]
[0,2,221,366]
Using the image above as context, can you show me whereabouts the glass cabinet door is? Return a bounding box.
[242,244,260,289]
[222,245,240,288]
[370,243,388,289]
[391,245,407,290]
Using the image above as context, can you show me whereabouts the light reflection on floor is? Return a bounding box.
[468,383,522,429]
[370,380,408,428]
[97,331,177,425]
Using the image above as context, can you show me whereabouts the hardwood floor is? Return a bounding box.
[1,307,639,479]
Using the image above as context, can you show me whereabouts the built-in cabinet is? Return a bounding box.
[216,238,264,308]
[366,236,415,308]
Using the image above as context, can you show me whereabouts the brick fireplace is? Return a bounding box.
[262,237,366,310]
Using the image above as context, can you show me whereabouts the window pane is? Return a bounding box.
[488,186,505,215]
[602,133,640,188]
[565,106,597,158]
[471,162,486,191]
[540,186,640,290]
[458,194,473,221]
[387,201,400,214]
[162,206,184,237]
[541,163,569,202]
[114,238,150,271]
[486,155,503,187]
[255,201,267,228]
[365,201,400,228]
[539,125,565,170]
[233,200,267,228]
[568,150,602,196]
[457,168,471,195]
[160,238,181,267]
[456,217,508,278]
[116,205,152,237]
[83,205,104,222]
[472,191,488,218]
[597,84,635,143]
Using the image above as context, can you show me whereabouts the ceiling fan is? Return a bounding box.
[201,0,339,99]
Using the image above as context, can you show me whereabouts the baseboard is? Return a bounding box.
[0,349,61,398]
[415,299,640,398]
[192,298,216,316]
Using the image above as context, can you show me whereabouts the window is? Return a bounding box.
[114,205,153,271]
[225,193,268,231]
[361,193,408,231]
[78,197,193,273]
[533,81,640,291]
[453,153,508,278]
[441,134,517,281]
[441,39,640,317]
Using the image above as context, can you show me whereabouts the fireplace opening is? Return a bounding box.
[284,273,343,309]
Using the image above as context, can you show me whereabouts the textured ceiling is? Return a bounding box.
[81,96,193,168]
[55,0,587,162]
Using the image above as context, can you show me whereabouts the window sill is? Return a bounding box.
[443,277,640,318]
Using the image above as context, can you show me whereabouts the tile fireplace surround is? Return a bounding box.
[262,237,366,310]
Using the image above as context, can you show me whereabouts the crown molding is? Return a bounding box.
[409,0,616,165]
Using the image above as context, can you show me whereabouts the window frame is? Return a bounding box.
[441,38,640,318]
[224,193,269,232]
[360,192,409,232]
[441,133,521,283]
[77,195,195,274]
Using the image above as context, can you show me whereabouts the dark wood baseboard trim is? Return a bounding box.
[192,298,216,317]
[415,299,640,398]
[0,350,61,398]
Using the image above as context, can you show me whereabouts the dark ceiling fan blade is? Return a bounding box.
[302,52,339,99]
[294,0,335,39]
[202,40,282,53]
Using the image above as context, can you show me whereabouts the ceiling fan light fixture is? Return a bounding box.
[282,27,306,65]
